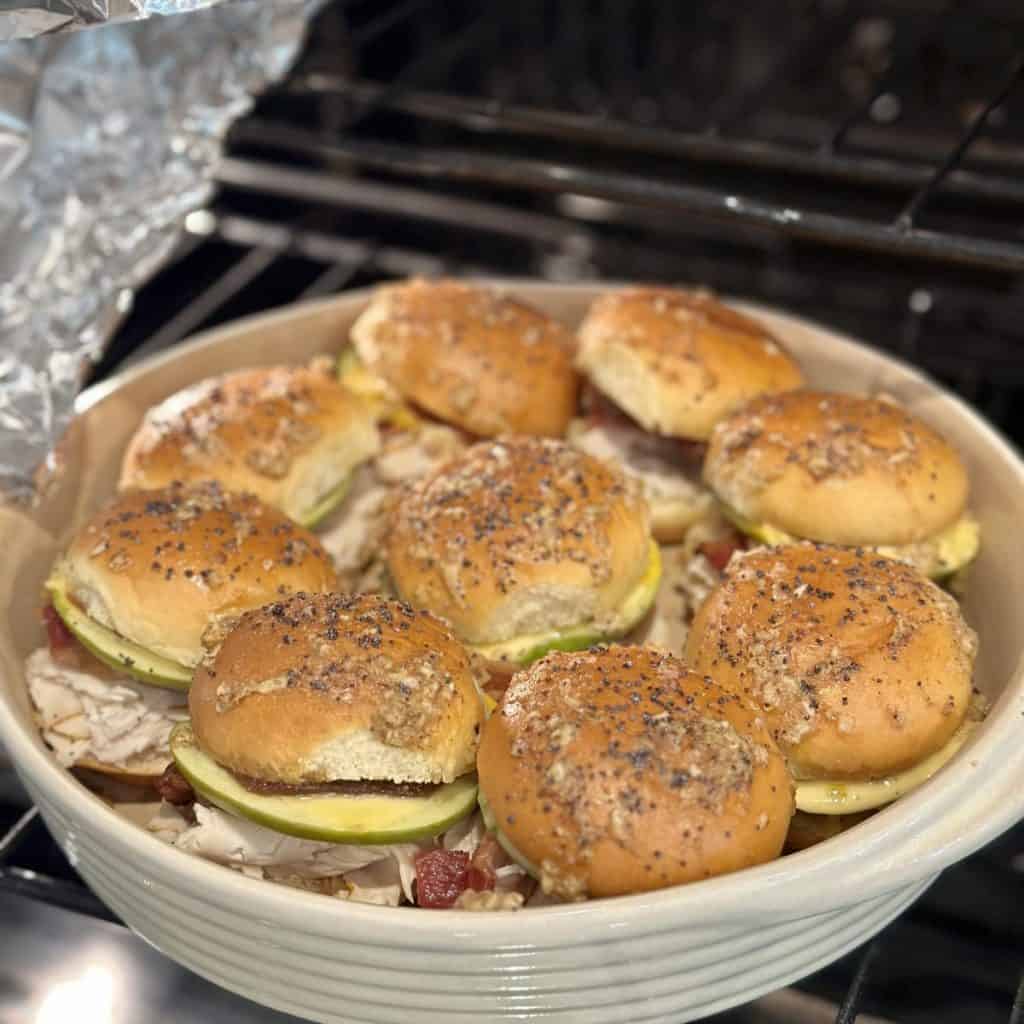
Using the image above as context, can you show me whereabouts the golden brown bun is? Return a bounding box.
[119,363,379,523]
[685,544,977,780]
[576,288,803,441]
[478,646,792,899]
[190,593,484,784]
[56,482,338,668]
[386,438,652,645]
[349,278,579,437]
[704,390,969,546]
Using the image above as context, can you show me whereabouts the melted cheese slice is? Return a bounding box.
[723,506,979,579]
[794,717,980,815]
[337,350,420,431]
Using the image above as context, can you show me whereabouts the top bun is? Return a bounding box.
[349,278,579,438]
[54,482,338,668]
[119,363,380,524]
[190,593,484,785]
[386,438,652,645]
[576,288,803,441]
[704,390,969,546]
[686,544,978,780]
[477,646,793,899]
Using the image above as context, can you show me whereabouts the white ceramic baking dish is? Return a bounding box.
[2,283,1023,1024]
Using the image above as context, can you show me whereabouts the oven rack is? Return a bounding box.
[93,0,1024,446]
[233,0,1024,272]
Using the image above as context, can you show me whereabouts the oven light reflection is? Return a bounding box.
[35,964,115,1024]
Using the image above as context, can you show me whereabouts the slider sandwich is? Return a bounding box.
[165,593,493,907]
[686,544,983,822]
[703,390,980,579]
[386,437,661,669]
[344,277,580,439]
[120,362,380,529]
[27,482,337,782]
[573,288,803,542]
[329,278,581,585]
[477,646,793,900]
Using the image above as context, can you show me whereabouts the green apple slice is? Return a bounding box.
[477,791,539,878]
[469,541,662,667]
[170,724,478,844]
[46,577,192,690]
[296,474,353,530]
[471,626,606,668]
[721,505,979,580]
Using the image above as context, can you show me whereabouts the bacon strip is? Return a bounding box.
[698,531,748,573]
[42,604,81,668]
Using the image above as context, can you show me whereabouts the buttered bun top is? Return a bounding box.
[704,390,970,547]
[349,278,579,438]
[386,438,653,647]
[576,288,803,441]
[52,482,338,669]
[686,545,978,780]
[119,363,379,526]
[477,646,793,899]
[190,593,485,785]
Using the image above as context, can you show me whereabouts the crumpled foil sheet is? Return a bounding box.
[0,0,324,502]
[1,1,235,43]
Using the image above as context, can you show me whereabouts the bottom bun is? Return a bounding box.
[74,753,169,785]
[649,492,715,544]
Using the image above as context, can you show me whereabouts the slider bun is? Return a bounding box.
[576,288,803,441]
[686,544,977,780]
[704,390,969,546]
[119,363,379,523]
[189,593,484,785]
[647,491,715,544]
[56,482,338,669]
[386,438,652,645]
[75,753,170,784]
[349,278,579,438]
[478,646,793,899]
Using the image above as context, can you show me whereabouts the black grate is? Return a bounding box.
[91,0,1024,448]
[6,1,1024,1022]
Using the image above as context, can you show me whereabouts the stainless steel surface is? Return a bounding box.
[0,0,247,42]
[0,890,308,1022]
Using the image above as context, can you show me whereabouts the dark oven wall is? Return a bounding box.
[95,0,1024,453]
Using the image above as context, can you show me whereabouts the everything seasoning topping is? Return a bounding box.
[353,278,577,436]
[389,438,646,607]
[496,646,771,896]
[211,593,466,751]
[369,278,572,370]
[710,391,935,492]
[76,481,335,601]
[690,544,977,751]
[584,287,789,378]
[124,363,355,486]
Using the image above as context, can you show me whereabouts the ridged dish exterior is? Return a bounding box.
[28,779,929,1023]
[3,284,1024,1023]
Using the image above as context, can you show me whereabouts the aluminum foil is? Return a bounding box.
[0,0,324,501]
[1,1,236,43]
